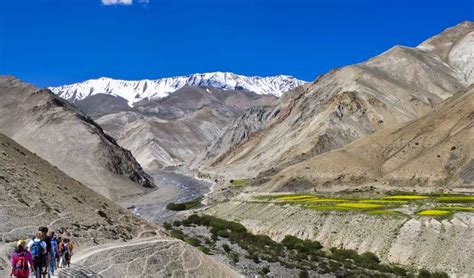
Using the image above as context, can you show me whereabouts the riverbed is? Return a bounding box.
[123,170,212,224]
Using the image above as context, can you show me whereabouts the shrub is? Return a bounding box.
[217,229,230,238]
[163,222,172,230]
[169,229,184,240]
[186,237,201,247]
[166,202,186,211]
[390,266,407,276]
[260,266,270,275]
[418,269,431,278]
[187,214,201,225]
[172,220,181,227]
[166,198,202,211]
[329,261,341,272]
[431,271,449,278]
[222,244,232,253]
[299,270,309,278]
[229,252,239,264]
[282,235,322,254]
[330,247,358,261]
[197,246,212,255]
[355,252,381,268]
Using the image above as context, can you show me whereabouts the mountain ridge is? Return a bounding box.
[197,21,473,180]
[49,72,306,106]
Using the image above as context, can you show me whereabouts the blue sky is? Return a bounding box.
[0,0,472,87]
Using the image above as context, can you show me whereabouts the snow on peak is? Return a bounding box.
[49,72,307,106]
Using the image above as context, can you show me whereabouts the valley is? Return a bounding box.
[0,13,472,278]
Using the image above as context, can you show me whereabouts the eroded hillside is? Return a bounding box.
[0,76,154,200]
[199,21,473,180]
[269,86,474,191]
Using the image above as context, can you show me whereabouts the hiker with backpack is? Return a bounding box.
[55,236,61,267]
[27,231,47,278]
[47,231,58,276]
[38,227,52,277]
[10,240,34,278]
[59,238,71,268]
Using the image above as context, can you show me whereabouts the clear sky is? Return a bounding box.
[0,0,472,87]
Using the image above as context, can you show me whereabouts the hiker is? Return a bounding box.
[38,227,52,278]
[27,231,47,278]
[59,238,71,268]
[55,236,62,267]
[47,231,58,276]
[10,240,34,278]
[57,238,63,268]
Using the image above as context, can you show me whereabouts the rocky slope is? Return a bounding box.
[50,72,306,106]
[268,86,474,191]
[207,200,473,276]
[0,76,154,200]
[91,87,276,170]
[199,21,473,180]
[0,133,239,277]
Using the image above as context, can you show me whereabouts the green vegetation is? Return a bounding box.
[336,203,384,209]
[437,206,474,211]
[163,221,172,230]
[435,196,474,203]
[229,179,251,187]
[186,237,201,246]
[277,195,315,201]
[166,197,202,211]
[417,210,450,216]
[222,244,232,253]
[383,195,428,200]
[172,214,425,276]
[367,209,402,216]
[253,192,474,218]
[417,269,449,278]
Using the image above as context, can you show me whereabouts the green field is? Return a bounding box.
[253,193,474,218]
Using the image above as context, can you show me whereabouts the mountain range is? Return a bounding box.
[50,72,306,106]
[199,21,474,186]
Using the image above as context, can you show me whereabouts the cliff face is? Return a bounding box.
[0,76,154,200]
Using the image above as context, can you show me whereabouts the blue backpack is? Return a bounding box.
[30,240,43,261]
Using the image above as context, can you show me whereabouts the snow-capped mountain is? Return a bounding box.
[49,72,307,106]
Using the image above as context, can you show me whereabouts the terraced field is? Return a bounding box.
[253,193,474,218]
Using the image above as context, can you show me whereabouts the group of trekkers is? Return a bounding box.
[10,226,74,278]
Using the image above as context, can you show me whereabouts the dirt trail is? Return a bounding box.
[55,236,241,277]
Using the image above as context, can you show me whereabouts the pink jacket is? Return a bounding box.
[11,250,34,277]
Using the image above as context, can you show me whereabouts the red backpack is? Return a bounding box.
[12,251,28,277]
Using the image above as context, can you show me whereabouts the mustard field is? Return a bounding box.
[253,193,474,218]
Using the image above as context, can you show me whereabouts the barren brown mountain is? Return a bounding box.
[199,21,473,180]
[268,85,474,192]
[0,76,154,200]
